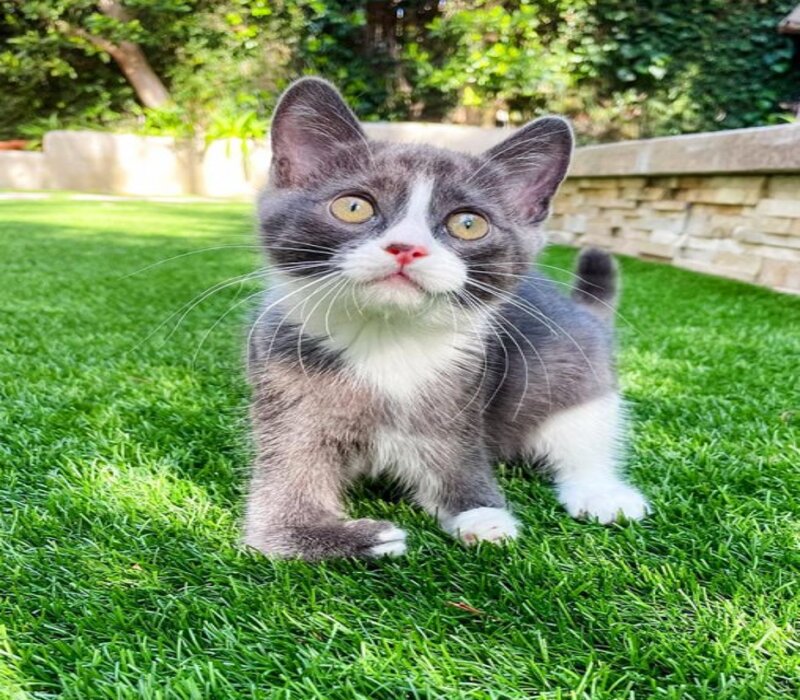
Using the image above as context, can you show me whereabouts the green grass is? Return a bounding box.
[1,197,798,699]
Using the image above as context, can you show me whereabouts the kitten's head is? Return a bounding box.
[259,78,572,318]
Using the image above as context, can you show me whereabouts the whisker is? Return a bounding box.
[466,278,601,381]
[459,288,550,420]
[295,276,347,377]
[467,277,560,339]
[468,288,553,419]
[130,270,265,354]
[190,287,265,368]
[445,294,495,422]
[490,300,552,417]
[176,265,336,360]
[121,245,261,279]
[268,261,334,276]
[468,265,633,330]
[469,263,640,333]
[250,271,341,369]
[266,242,338,255]
[452,291,511,419]
[324,279,350,339]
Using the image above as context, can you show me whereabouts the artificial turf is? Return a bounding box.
[0,196,798,699]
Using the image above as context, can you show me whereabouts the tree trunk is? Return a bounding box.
[101,40,171,108]
[96,0,171,108]
[57,0,171,108]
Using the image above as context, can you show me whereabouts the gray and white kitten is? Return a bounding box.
[243,78,649,560]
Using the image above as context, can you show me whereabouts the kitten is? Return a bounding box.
[243,77,649,560]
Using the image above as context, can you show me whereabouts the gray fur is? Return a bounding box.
[571,248,619,321]
[243,78,621,560]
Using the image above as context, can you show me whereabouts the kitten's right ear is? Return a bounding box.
[269,77,369,188]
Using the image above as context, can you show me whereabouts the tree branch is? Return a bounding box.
[54,3,171,109]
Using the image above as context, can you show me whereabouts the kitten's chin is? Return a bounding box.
[358,276,430,311]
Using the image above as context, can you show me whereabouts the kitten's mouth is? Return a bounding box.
[373,270,426,293]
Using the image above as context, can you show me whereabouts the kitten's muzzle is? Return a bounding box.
[384,243,429,267]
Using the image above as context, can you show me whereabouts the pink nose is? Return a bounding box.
[384,243,428,266]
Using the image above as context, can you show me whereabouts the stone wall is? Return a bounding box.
[548,175,800,292]
[546,124,800,294]
[0,151,50,190]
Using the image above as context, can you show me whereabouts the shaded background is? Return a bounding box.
[2,0,799,146]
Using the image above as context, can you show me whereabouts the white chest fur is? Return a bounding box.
[272,270,487,402]
[327,311,482,401]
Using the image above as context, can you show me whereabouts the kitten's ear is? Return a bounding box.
[482,117,573,224]
[269,77,369,188]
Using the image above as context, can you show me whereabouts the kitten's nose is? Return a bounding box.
[384,243,428,266]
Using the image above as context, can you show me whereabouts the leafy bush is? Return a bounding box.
[569,0,799,139]
[0,0,797,144]
[402,0,799,141]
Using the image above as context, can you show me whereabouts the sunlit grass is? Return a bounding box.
[1,198,798,699]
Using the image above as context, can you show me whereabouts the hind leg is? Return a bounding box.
[528,393,649,523]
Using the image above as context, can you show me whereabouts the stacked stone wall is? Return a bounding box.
[548,174,800,293]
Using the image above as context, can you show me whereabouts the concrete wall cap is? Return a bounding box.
[569,124,800,177]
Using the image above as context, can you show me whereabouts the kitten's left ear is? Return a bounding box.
[482,117,573,224]
[269,77,369,188]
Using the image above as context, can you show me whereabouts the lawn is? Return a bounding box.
[1,196,798,699]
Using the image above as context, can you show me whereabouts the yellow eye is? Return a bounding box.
[330,195,374,223]
[446,211,489,240]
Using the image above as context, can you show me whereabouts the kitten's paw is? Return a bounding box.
[558,480,650,524]
[444,507,519,545]
[245,518,407,560]
[364,524,408,558]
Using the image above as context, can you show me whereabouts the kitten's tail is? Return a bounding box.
[571,248,618,322]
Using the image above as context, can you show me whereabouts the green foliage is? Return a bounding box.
[0,0,294,140]
[407,0,798,140]
[137,104,194,137]
[292,1,396,119]
[205,107,267,143]
[569,1,800,139]
[0,1,797,143]
[1,198,799,697]
[405,1,581,121]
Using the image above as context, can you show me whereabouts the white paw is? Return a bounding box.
[444,507,519,545]
[367,525,408,557]
[558,480,650,524]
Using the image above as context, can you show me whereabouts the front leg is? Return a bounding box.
[244,367,407,561]
[244,455,407,560]
[531,393,650,523]
[394,431,519,546]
